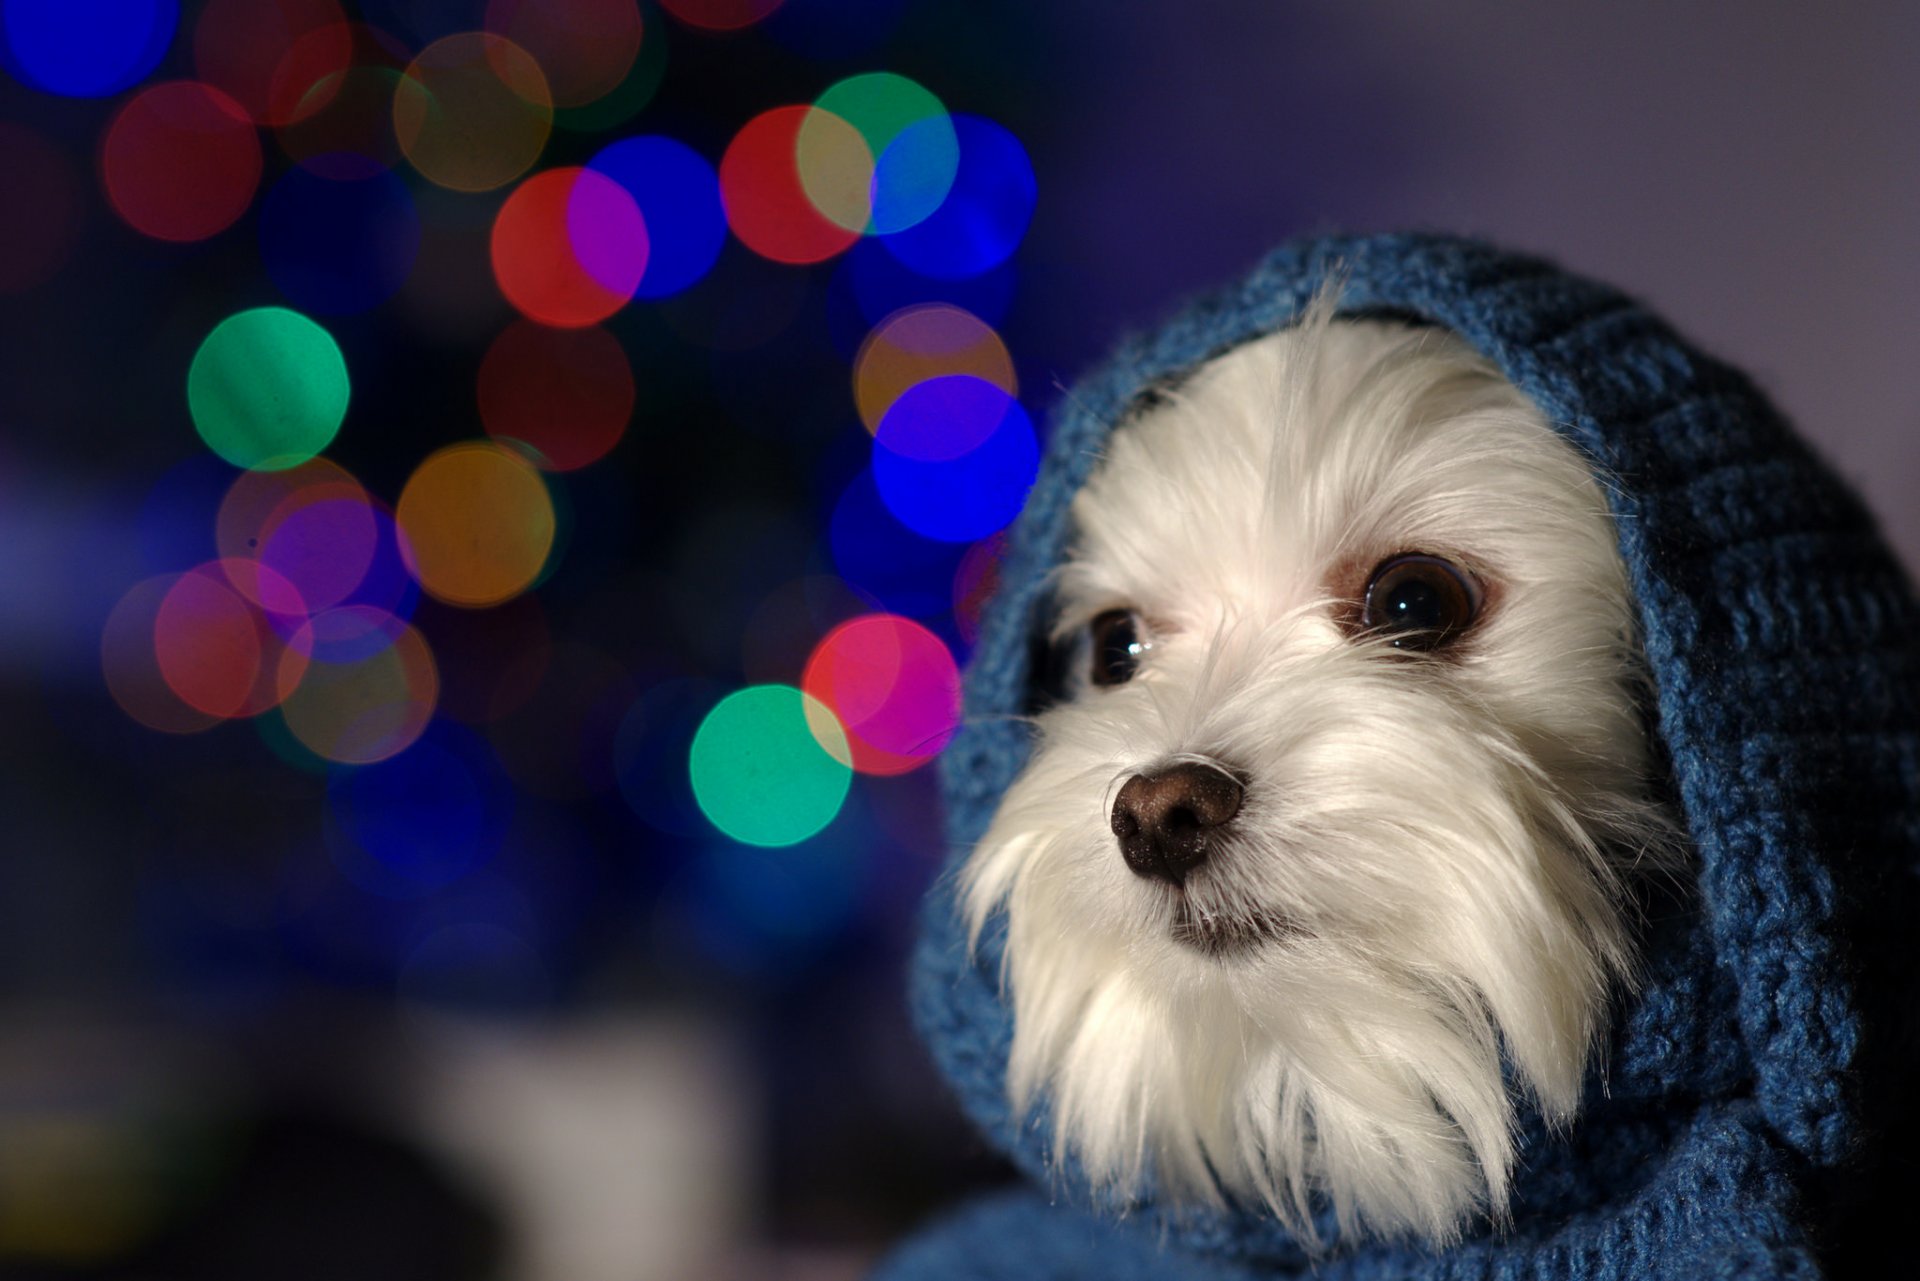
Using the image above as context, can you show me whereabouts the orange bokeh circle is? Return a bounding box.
[394,32,553,193]
[396,441,557,607]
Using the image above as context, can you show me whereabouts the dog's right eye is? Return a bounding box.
[1360,554,1481,651]
[1089,609,1148,686]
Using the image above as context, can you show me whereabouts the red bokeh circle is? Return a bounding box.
[490,166,648,327]
[153,560,310,719]
[802,613,960,776]
[102,576,222,735]
[478,321,635,470]
[658,0,784,32]
[101,81,263,243]
[719,105,862,266]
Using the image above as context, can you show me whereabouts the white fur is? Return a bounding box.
[960,302,1678,1247]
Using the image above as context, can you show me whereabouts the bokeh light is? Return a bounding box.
[326,728,508,898]
[101,81,261,243]
[287,599,407,665]
[852,303,1014,433]
[720,105,861,266]
[878,113,1035,279]
[221,464,385,614]
[0,123,81,295]
[802,614,959,775]
[277,611,437,764]
[153,560,306,719]
[396,441,556,607]
[478,322,634,471]
[490,166,648,328]
[827,467,967,618]
[273,27,410,177]
[192,0,349,126]
[871,373,1005,461]
[266,20,372,129]
[790,107,872,236]
[871,375,1038,542]
[483,0,642,110]
[0,0,176,97]
[587,135,724,298]
[341,502,422,621]
[393,32,552,193]
[215,458,360,567]
[658,0,783,33]
[805,72,955,235]
[258,494,381,615]
[689,684,851,847]
[101,575,221,735]
[211,558,313,625]
[258,163,422,315]
[187,308,351,471]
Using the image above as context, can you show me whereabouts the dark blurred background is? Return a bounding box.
[1,2,1913,1278]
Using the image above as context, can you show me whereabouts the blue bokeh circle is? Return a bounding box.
[588,135,725,299]
[324,727,510,899]
[871,377,1038,542]
[1,0,176,98]
[259,162,421,316]
[878,114,1036,281]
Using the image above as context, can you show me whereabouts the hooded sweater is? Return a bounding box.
[878,234,1920,1279]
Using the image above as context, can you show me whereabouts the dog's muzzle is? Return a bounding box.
[1110,762,1245,885]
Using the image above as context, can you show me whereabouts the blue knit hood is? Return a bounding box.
[885,235,1920,1279]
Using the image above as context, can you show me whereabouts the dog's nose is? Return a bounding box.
[1110,762,1244,885]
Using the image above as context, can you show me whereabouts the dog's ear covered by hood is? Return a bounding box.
[875,235,1920,1280]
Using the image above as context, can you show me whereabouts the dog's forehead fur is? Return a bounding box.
[1062,318,1621,639]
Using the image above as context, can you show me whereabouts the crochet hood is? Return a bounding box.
[884,235,1920,1279]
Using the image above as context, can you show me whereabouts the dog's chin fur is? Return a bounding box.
[959,299,1681,1249]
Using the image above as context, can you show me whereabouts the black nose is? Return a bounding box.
[1110,762,1245,885]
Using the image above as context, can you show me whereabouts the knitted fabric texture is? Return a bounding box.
[880,234,1920,1279]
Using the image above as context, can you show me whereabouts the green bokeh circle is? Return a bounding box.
[805,71,958,234]
[187,307,350,471]
[690,684,852,848]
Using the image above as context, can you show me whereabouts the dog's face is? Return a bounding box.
[960,312,1676,1245]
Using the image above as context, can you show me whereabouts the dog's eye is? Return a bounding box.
[1361,555,1481,651]
[1089,609,1149,686]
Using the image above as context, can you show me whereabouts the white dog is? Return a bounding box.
[958,296,1680,1247]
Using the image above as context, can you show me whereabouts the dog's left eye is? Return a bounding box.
[1361,555,1481,651]
[1089,609,1149,686]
